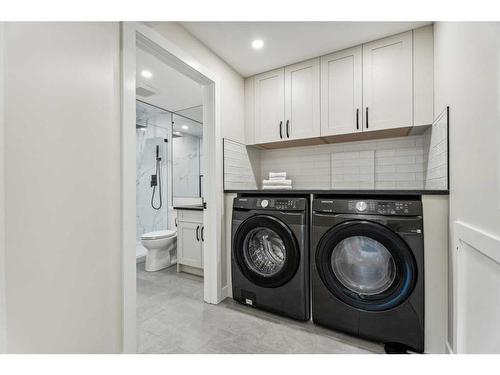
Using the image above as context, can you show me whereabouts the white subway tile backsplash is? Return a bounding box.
[225,118,448,192]
[395,164,425,173]
[424,109,448,190]
[376,156,416,166]
[223,139,259,190]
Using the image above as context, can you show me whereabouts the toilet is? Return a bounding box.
[140,230,177,272]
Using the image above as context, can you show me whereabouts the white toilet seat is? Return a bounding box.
[141,229,176,240]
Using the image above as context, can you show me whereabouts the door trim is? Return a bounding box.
[120,22,223,353]
[0,22,6,353]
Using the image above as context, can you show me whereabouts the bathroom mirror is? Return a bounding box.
[172,110,203,198]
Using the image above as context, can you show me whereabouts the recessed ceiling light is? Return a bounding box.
[141,70,152,79]
[174,131,182,136]
[251,39,264,50]
[181,125,189,130]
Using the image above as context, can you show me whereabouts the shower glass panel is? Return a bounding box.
[136,100,171,249]
[172,113,203,198]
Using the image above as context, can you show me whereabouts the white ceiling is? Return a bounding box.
[136,46,203,112]
[181,22,431,77]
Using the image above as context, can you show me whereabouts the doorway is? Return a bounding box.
[121,22,223,353]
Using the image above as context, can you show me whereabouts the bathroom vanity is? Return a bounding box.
[174,206,204,276]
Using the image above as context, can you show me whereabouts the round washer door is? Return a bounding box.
[233,215,300,288]
[316,220,417,311]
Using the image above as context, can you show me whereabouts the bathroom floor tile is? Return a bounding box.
[136,263,383,354]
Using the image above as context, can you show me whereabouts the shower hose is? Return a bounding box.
[151,156,162,210]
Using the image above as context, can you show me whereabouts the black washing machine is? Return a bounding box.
[231,196,310,321]
[311,196,424,353]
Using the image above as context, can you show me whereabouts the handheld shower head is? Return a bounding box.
[156,145,161,161]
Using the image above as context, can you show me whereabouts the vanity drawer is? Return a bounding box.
[177,209,203,223]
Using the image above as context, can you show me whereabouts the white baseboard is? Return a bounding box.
[446,341,454,354]
[221,284,231,300]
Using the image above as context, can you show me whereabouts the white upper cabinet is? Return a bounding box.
[254,68,285,143]
[413,24,434,126]
[244,28,434,147]
[320,46,363,136]
[284,58,321,140]
[362,31,413,131]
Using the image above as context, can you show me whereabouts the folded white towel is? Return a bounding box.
[269,176,286,181]
[269,172,287,179]
[263,185,293,190]
[263,179,292,186]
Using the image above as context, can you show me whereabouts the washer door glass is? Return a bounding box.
[244,227,286,277]
[331,236,396,296]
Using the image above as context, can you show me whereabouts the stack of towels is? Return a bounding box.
[262,172,292,190]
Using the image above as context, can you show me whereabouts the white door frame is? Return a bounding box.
[120,22,223,353]
[0,21,7,354]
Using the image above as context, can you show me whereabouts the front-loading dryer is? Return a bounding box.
[311,196,424,353]
[231,195,310,321]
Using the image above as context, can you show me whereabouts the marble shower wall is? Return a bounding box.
[136,104,171,243]
[173,134,201,197]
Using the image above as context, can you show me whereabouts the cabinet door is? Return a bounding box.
[362,31,413,131]
[177,221,203,268]
[320,46,362,136]
[254,68,285,143]
[284,58,320,140]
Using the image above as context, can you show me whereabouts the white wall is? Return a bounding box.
[3,23,122,353]
[151,22,245,144]
[434,22,500,353]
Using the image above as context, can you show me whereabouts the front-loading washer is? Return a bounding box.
[231,195,310,321]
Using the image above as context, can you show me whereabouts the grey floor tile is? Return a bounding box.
[136,263,382,354]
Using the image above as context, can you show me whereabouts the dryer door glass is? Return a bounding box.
[315,220,417,311]
[244,227,286,276]
[331,236,396,296]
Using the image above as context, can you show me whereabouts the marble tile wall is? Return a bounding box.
[136,105,171,245]
[173,134,201,197]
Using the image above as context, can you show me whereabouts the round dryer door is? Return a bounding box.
[233,215,300,288]
[316,220,417,311]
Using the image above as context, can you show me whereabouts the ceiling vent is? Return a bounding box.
[136,86,156,98]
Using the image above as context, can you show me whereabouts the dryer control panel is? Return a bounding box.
[313,198,422,216]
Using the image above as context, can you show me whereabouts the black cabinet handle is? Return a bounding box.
[175,217,178,227]
[196,225,200,241]
[366,107,369,129]
[279,121,283,139]
[356,109,359,130]
[201,226,204,242]
[286,120,290,138]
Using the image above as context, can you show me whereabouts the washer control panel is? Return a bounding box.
[233,197,307,211]
[314,198,422,216]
